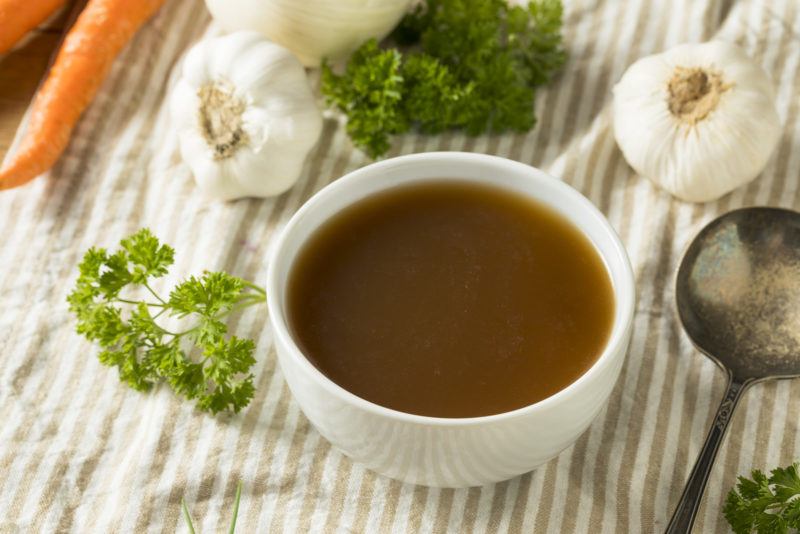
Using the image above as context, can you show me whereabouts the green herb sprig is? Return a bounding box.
[724,462,800,533]
[67,229,264,414]
[321,0,566,158]
[182,480,242,533]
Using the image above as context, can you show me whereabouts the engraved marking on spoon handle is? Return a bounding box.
[665,377,750,534]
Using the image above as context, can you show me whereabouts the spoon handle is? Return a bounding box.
[665,378,749,534]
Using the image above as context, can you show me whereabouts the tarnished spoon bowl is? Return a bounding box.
[667,207,800,533]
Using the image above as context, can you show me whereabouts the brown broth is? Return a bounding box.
[287,181,615,418]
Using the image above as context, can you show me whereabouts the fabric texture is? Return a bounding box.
[1,0,799,532]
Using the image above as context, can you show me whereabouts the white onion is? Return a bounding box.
[204,0,413,66]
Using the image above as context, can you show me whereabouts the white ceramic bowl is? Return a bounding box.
[267,152,635,488]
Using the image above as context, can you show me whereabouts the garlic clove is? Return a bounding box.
[169,80,199,129]
[240,106,271,151]
[228,142,304,198]
[205,31,262,83]
[228,43,299,94]
[179,132,231,198]
[182,38,214,88]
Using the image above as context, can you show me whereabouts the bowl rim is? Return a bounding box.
[267,152,635,426]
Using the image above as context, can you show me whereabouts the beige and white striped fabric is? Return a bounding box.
[1,0,799,532]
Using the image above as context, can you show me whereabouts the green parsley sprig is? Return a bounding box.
[724,462,800,534]
[67,229,265,414]
[321,0,566,158]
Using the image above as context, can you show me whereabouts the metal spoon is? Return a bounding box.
[666,207,800,533]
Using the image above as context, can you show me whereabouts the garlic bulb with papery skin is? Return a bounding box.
[613,41,781,202]
[170,32,322,201]
[203,0,413,67]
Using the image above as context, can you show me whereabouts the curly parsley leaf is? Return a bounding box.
[321,0,566,157]
[120,227,174,282]
[724,462,800,534]
[169,272,244,318]
[322,40,408,158]
[67,228,265,414]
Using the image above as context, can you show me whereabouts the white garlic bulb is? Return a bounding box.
[170,32,323,201]
[613,41,781,202]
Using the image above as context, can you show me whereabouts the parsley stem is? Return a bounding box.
[115,298,165,307]
[229,481,242,534]
[144,281,167,305]
[146,317,181,337]
[233,293,266,306]
[168,296,266,340]
[159,327,182,337]
[241,280,266,296]
[181,497,196,534]
[226,297,266,316]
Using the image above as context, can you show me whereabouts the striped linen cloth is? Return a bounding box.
[1,0,799,532]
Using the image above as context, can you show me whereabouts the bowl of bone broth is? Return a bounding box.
[267,152,635,487]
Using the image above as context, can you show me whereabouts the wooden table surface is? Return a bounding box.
[0,5,71,161]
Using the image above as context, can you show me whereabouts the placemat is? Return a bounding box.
[1,0,799,531]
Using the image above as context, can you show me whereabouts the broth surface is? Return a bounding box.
[288,181,615,417]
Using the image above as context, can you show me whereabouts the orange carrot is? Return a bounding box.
[0,0,67,54]
[0,0,166,190]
